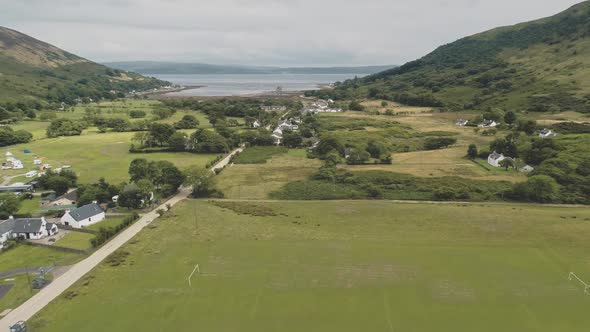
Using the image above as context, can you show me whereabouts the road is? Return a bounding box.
[210,147,243,173]
[0,147,242,330]
[0,174,25,186]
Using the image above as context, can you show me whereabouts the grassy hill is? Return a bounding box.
[0,27,167,105]
[318,1,590,113]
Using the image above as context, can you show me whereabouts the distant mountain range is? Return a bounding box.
[321,1,590,113]
[103,61,397,75]
[0,27,167,104]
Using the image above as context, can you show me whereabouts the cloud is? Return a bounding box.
[0,0,582,66]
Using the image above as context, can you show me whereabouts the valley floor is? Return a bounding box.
[26,199,590,332]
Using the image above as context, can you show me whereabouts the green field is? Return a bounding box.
[0,131,217,184]
[55,232,94,251]
[28,200,590,331]
[0,245,80,273]
[0,274,37,313]
[86,217,127,232]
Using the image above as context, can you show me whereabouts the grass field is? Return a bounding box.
[27,199,590,332]
[0,246,81,273]
[54,232,94,251]
[0,131,216,184]
[217,149,322,199]
[0,274,37,313]
[86,217,127,232]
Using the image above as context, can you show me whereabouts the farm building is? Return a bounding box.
[49,190,79,207]
[455,119,469,126]
[60,203,105,228]
[539,129,557,138]
[1,217,58,241]
[478,120,498,128]
[487,151,506,167]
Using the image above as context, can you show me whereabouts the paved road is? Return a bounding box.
[0,148,243,329]
[0,186,192,329]
[211,147,243,173]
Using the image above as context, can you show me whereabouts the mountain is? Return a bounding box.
[322,1,590,113]
[104,61,396,75]
[0,27,167,104]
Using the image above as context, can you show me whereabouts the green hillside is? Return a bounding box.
[315,1,590,113]
[0,27,167,105]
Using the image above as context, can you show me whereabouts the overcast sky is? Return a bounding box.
[0,0,583,66]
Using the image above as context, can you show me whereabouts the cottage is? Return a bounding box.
[487,151,506,167]
[10,217,57,240]
[251,120,262,128]
[455,119,469,126]
[0,219,14,250]
[60,203,105,228]
[478,120,498,128]
[49,190,78,207]
[539,128,557,138]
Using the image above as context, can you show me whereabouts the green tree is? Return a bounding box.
[467,144,478,159]
[366,140,389,159]
[504,111,517,125]
[499,158,515,170]
[282,130,303,148]
[174,115,200,129]
[117,189,145,209]
[512,175,560,203]
[0,194,21,219]
[168,132,188,152]
[148,123,176,147]
[184,168,217,198]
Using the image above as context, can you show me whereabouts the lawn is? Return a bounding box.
[54,232,94,251]
[17,197,42,215]
[86,217,127,232]
[232,146,288,164]
[0,274,37,313]
[217,149,322,199]
[0,245,81,273]
[28,200,590,332]
[0,131,217,184]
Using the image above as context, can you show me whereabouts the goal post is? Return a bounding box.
[569,272,590,294]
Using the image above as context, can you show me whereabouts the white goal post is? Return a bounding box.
[569,272,590,294]
[187,264,200,287]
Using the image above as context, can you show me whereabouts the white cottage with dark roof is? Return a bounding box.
[60,203,105,228]
[1,217,58,241]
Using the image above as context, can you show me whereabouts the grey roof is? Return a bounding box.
[12,218,43,234]
[46,222,56,231]
[54,190,78,202]
[489,151,503,160]
[0,219,15,235]
[68,203,103,221]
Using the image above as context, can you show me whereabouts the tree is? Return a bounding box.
[504,111,517,125]
[467,144,478,160]
[184,168,217,198]
[155,161,185,195]
[348,101,365,112]
[129,110,146,118]
[512,175,560,203]
[282,130,303,148]
[148,123,176,147]
[168,132,188,152]
[316,136,345,158]
[129,159,152,182]
[517,119,537,135]
[424,137,457,150]
[366,140,389,159]
[44,176,71,195]
[117,189,145,209]
[0,194,21,219]
[499,158,515,170]
[346,149,370,165]
[174,114,200,129]
[46,118,86,137]
[189,129,229,153]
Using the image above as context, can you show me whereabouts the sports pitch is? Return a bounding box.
[28,200,590,331]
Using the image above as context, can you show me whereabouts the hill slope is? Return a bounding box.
[321,1,590,113]
[0,27,167,104]
[104,61,396,75]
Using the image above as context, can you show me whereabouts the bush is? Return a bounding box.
[423,137,457,150]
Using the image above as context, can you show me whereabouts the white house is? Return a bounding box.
[478,120,498,128]
[539,129,557,138]
[0,219,14,250]
[455,119,469,126]
[8,217,57,240]
[273,128,283,137]
[251,120,262,128]
[60,203,105,228]
[487,151,506,167]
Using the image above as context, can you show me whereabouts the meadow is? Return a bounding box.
[27,199,590,332]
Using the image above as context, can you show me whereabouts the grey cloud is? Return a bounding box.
[0,0,582,66]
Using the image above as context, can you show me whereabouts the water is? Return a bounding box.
[150,73,367,97]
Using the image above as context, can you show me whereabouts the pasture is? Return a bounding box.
[217,149,322,199]
[27,199,590,332]
[0,131,217,184]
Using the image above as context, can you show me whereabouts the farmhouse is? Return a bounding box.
[0,219,14,250]
[49,190,78,207]
[478,120,498,128]
[8,217,58,240]
[539,128,557,138]
[60,203,105,228]
[487,151,506,167]
[455,119,469,126]
[251,120,262,128]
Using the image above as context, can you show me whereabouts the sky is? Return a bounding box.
[0,0,583,67]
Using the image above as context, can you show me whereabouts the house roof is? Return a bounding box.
[488,151,504,160]
[54,190,78,202]
[0,219,15,235]
[67,203,104,221]
[12,218,44,234]
[46,222,56,231]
